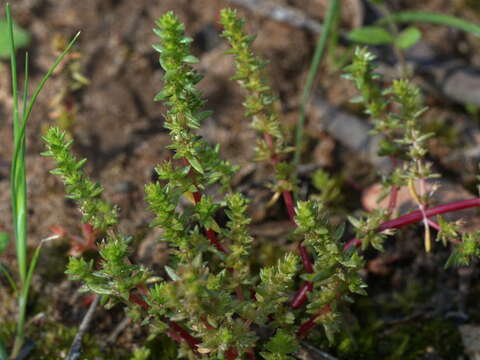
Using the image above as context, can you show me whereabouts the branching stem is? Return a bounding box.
[295,196,480,337]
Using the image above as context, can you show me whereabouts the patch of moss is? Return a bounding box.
[29,321,105,359]
[334,315,463,360]
[331,280,463,359]
[144,335,178,359]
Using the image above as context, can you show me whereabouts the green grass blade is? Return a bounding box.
[6,3,79,355]
[379,11,480,37]
[293,0,340,168]
[0,338,7,360]
[11,53,29,288]
[12,236,51,357]
[7,2,27,286]
[22,52,29,121]
[9,31,79,359]
[0,262,18,293]
[24,31,80,122]
[23,238,47,304]
[10,33,80,205]
[10,33,80,250]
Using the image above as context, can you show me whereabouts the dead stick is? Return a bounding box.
[66,295,100,360]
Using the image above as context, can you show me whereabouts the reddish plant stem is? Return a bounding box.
[183,159,228,254]
[206,228,228,253]
[192,190,202,204]
[129,292,201,351]
[282,189,296,225]
[263,133,316,302]
[344,198,480,251]
[295,243,314,308]
[296,304,332,339]
[263,133,279,165]
[298,243,314,273]
[297,197,480,338]
[380,198,480,230]
[168,321,201,350]
[387,184,399,216]
[186,162,255,357]
[427,219,440,231]
[225,348,239,360]
[387,157,399,216]
[291,281,313,309]
[342,237,361,252]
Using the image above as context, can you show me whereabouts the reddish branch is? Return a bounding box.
[297,304,332,338]
[185,161,257,358]
[387,184,399,216]
[291,281,313,309]
[295,197,480,337]
[282,190,296,224]
[184,159,228,253]
[261,132,318,314]
[128,292,201,351]
[344,197,480,251]
[387,157,400,216]
[263,132,314,282]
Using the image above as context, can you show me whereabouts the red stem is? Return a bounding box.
[282,190,296,224]
[263,133,279,165]
[380,198,480,231]
[427,219,440,231]
[297,197,480,337]
[185,160,228,254]
[296,304,332,338]
[298,243,314,273]
[291,282,313,309]
[168,321,201,349]
[206,228,228,253]
[129,292,200,351]
[193,190,202,204]
[387,184,399,216]
[387,157,399,216]
[263,133,317,304]
[343,237,361,252]
[344,197,480,252]
[225,348,239,360]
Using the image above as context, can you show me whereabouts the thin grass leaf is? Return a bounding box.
[294,0,340,168]
[11,237,49,358]
[7,2,26,284]
[6,3,80,356]
[0,262,17,293]
[10,53,29,287]
[11,33,80,187]
[23,238,48,303]
[347,26,394,45]
[379,11,480,37]
[24,32,80,122]
[0,232,8,254]
[0,338,7,360]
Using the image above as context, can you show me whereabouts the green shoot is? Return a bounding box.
[379,11,480,36]
[6,3,79,357]
[294,0,340,168]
